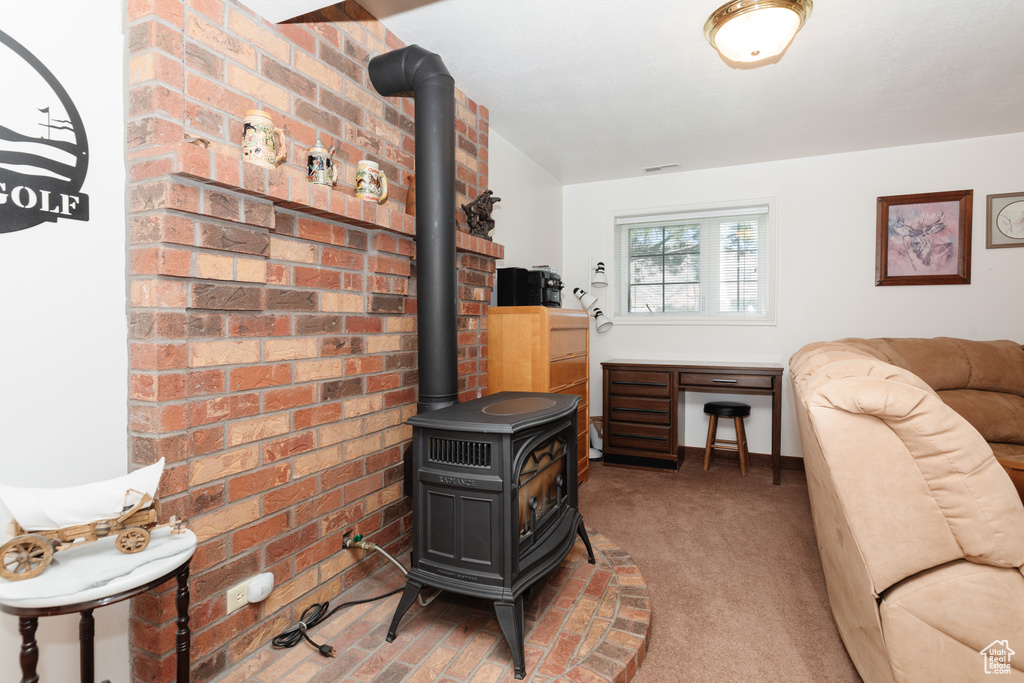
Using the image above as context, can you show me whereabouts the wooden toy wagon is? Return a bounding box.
[0,459,180,581]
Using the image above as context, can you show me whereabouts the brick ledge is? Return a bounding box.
[146,140,504,260]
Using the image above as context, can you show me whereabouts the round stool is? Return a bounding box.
[703,401,751,476]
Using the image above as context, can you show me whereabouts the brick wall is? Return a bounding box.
[124,1,501,680]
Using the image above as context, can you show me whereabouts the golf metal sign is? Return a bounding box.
[0,28,89,234]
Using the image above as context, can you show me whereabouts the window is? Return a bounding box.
[612,200,775,324]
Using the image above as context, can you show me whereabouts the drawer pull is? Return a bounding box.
[616,407,667,415]
[612,380,667,387]
[712,378,738,383]
[612,432,667,443]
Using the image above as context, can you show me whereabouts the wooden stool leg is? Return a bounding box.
[18,617,39,683]
[703,414,718,470]
[735,416,749,476]
[175,560,192,683]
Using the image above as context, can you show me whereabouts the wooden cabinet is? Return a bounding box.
[602,366,678,468]
[487,306,590,483]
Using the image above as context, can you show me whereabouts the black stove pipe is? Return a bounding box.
[368,46,459,414]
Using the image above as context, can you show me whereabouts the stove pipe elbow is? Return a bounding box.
[368,44,453,95]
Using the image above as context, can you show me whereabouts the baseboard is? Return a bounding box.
[680,446,804,471]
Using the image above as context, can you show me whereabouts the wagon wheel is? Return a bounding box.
[116,527,151,554]
[0,534,54,581]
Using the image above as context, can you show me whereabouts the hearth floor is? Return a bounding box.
[213,529,650,683]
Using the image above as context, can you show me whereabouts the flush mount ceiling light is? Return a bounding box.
[704,0,813,63]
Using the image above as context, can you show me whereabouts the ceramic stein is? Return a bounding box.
[306,137,338,186]
[355,160,388,204]
[241,109,286,169]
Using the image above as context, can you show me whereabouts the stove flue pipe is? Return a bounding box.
[368,46,458,414]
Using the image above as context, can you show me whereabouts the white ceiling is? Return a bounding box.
[242,0,1024,185]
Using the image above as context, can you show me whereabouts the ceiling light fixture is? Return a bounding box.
[704,0,813,63]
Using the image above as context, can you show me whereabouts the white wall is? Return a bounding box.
[489,129,563,272]
[561,132,1024,459]
[0,3,128,680]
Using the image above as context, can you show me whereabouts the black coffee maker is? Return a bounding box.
[496,267,562,307]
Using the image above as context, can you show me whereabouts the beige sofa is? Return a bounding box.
[790,337,1024,682]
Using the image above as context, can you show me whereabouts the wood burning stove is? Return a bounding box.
[385,392,595,679]
[367,46,593,679]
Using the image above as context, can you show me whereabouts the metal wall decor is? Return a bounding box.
[0,28,89,234]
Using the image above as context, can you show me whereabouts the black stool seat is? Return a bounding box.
[704,401,751,418]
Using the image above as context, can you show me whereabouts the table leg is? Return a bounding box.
[175,560,191,683]
[771,382,782,485]
[18,616,39,683]
[80,608,95,683]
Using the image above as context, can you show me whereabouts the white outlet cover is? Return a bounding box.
[247,572,275,603]
[225,579,250,615]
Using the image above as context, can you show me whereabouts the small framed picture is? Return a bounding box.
[876,189,972,286]
[986,192,1024,249]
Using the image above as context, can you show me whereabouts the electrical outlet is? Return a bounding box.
[226,578,251,614]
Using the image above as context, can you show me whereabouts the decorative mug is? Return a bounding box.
[241,109,286,169]
[355,160,388,204]
[306,137,338,186]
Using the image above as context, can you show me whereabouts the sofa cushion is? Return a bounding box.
[880,560,1024,680]
[939,389,1024,445]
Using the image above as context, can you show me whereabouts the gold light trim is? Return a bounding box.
[704,0,813,63]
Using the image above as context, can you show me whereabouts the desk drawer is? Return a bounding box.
[607,422,672,452]
[550,356,587,390]
[609,396,671,425]
[678,372,774,390]
[607,370,671,397]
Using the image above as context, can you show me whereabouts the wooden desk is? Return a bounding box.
[601,359,786,484]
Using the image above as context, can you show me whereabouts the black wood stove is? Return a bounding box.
[385,392,594,678]
[366,46,593,679]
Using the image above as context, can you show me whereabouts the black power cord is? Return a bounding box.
[271,587,403,657]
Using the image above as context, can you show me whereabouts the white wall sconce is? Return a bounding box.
[574,287,598,310]
[592,307,613,333]
[591,261,608,288]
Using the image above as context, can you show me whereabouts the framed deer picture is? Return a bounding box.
[876,189,973,286]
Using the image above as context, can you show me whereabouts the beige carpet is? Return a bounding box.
[578,455,862,683]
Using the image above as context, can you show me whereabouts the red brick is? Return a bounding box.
[230,512,289,553]
[263,478,318,514]
[230,364,291,391]
[293,402,342,429]
[227,463,290,503]
[264,385,317,412]
[264,432,317,462]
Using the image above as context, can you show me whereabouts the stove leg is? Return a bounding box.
[386,580,422,642]
[495,596,526,679]
[577,521,596,564]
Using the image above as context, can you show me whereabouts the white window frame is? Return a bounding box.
[609,197,778,326]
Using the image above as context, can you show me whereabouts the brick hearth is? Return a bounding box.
[214,530,650,683]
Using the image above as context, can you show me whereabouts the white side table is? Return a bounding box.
[0,528,197,683]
